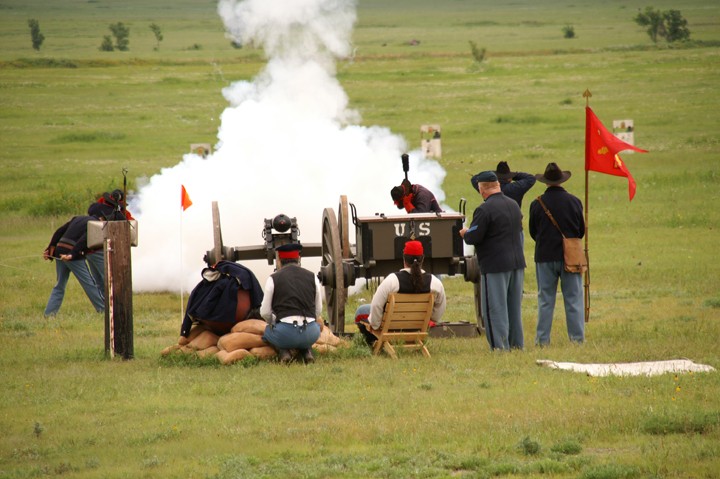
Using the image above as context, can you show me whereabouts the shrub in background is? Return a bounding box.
[27,19,45,51]
[99,35,114,51]
[149,23,163,51]
[468,40,486,63]
[109,22,130,51]
[634,7,690,43]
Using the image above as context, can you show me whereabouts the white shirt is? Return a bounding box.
[368,268,447,330]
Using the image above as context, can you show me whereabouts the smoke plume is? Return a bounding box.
[131,0,447,293]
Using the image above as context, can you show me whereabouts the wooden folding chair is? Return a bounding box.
[369,293,434,359]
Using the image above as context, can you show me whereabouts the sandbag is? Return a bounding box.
[313,344,337,354]
[250,345,277,359]
[196,346,219,358]
[216,348,251,365]
[185,324,208,342]
[187,330,220,350]
[217,331,267,352]
[231,319,268,335]
[161,344,182,356]
[315,326,342,347]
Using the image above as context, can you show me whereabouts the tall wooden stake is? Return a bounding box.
[104,221,134,359]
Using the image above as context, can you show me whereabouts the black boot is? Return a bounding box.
[277,348,292,364]
[300,348,315,364]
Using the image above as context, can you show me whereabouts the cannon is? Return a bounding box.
[204,196,483,334]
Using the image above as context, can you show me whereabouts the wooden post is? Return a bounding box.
[104,221,134,359]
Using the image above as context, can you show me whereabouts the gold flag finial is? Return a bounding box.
[583,89,592,106]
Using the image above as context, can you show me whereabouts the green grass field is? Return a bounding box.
[1,0,719,477]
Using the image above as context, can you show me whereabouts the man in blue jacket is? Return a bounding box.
[529,162,585,345]
[460,171,526,350]
[43,214,105,316]
[495,161,536,210]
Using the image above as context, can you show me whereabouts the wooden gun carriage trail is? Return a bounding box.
[204,195,486,335]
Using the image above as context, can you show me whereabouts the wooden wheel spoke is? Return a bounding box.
[321,207,346,333]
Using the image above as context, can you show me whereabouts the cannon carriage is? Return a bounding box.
[204,196,483,334]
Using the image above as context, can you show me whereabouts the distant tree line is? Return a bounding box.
[557,7,690,43]
[26,20,165,52]
[635,7,690,43]
[28,8,691,55]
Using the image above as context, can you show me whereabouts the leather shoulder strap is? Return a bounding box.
[536,196,566,238]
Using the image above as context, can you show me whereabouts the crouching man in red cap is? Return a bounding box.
[390,180,443,213]
[260,243,322,364]
[355,240,447,347]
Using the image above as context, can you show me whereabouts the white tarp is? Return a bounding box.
[536,359,716,377]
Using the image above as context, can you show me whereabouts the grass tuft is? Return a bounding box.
[551,438,583,455]
[8,57,78,68]
[519,436,541,455]
[159,352,221,368]
[52,131,127,143]
[579,463,640,479]
[703,298,720,308]
[641,410,720,435]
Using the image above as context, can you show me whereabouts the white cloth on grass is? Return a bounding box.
[536,359,715,377]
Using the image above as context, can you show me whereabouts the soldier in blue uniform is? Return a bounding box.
[461,171,526,350]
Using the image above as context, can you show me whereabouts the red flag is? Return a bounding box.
[585,106,647,201]
[181,185,193,211]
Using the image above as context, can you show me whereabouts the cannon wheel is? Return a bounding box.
[473,282,485,334]
[338,195,351,259]
[211,201,225,264]
[321,207,346,333]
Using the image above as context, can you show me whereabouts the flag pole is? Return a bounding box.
[582,89,592,323]
[179,185,193,322]
[180,196,185,322]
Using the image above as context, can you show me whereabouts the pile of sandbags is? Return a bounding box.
[161,318,347,365]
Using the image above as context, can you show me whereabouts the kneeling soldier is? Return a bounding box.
[260,243,322,363]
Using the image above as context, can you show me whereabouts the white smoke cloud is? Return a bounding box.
[131,0,447,293]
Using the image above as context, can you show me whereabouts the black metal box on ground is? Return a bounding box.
[429,321,481,338]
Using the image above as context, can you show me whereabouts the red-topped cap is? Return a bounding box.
[403,240,423,256]
[277,243,302,259]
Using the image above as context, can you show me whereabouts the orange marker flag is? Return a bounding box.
[585,106,647,201]
[181,185,193,211]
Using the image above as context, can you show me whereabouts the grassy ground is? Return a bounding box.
[1,0,720,477]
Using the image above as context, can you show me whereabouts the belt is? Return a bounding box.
[278,317,316,326]
[57,242,75,251]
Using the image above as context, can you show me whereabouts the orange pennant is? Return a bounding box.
[181,185,193,211]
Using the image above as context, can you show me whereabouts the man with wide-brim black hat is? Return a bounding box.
[529,162,585,345]
[260,243,322,363]
[495,161,536,210]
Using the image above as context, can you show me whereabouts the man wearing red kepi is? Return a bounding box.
[390,180,443,213]
[355,240,446,347]
[260,243,322,364]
